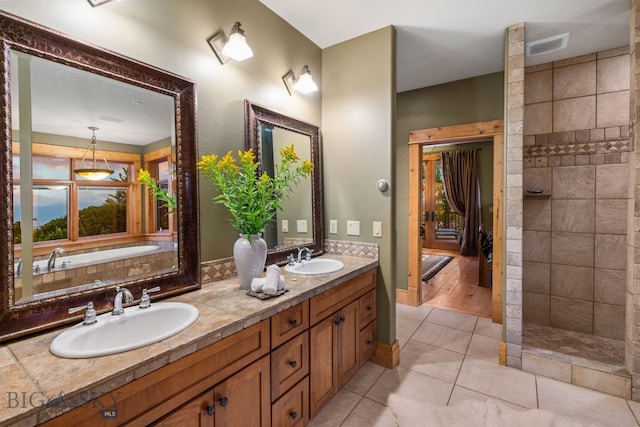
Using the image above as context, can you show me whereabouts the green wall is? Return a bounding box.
[1,0,322,262]
[394,72,504,291]
[322,27,396,345]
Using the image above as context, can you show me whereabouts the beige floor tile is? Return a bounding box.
[466,334,500,363]
[456,356,538,409]
[397,336,408,350]
[425,308,478,332]
[396,302,433,321]
[626,399,640,425]
[307,388,362,427]
[537,375,638,426]
[448,385,529,411]
[365,366,453,407]
[396,314,423,339]
[344,361,386,396]
[340,397,398,427]
[474,316,503,338]
[399,340,465,383]
[411,322,473,354]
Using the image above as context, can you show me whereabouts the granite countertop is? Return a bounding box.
[0,254,378,426]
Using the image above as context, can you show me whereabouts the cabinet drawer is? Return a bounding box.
[310,268,376,325]
[271,300,309,349]
[359,320,376,365]
[272,377,309,427]
[359,290,376,329]
[271,330,309,401]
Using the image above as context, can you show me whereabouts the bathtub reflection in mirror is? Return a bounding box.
[10,51,178,303]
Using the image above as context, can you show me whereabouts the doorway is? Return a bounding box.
[405,120,504,324]
[422,154,462,252]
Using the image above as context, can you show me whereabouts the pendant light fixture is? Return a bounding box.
[73,126,114,181]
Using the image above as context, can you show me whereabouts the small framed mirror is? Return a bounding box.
[244,100,323,265]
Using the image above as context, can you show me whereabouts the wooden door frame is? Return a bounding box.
[403,120,504,324]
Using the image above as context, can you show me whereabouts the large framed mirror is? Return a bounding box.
[0,12,199,342]
[244,100,323,265]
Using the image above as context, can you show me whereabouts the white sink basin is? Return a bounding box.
[50,302,199,358]
[285,258,345,275]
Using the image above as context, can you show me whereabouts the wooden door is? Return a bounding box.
[422,154,462,252]
[336,300,359,388]
[154,390,215,427]
[310,315,338,417]
[214,355,271,427]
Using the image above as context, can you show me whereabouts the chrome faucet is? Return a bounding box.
[112,286,134,315]
[297,247,312,263]
[47,247,65,271]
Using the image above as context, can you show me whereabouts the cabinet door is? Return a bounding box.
[359,320,376,366]
[272,377,309,427]
[214,355,271,427]
[310,315,338,417]
[336,300,359,388]
[154,390,215,427]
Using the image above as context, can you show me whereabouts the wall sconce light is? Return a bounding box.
[282,65,319,95]
[208,21,254,64]
[87,0,119,6]
[73,127,114,181]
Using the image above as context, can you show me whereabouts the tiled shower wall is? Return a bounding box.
[522,47,630,340]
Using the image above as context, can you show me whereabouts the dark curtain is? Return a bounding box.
[441,149,479,256]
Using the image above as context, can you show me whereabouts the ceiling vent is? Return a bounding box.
[526,33,570,57]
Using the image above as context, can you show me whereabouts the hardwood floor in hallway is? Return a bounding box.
[421,250,492,318]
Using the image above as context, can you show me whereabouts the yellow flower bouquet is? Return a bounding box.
[197,144,313,236]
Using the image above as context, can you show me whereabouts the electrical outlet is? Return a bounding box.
[373,221,382,238]
[297,219,308,233]
[347,220,360,236]
[329,219,338,234]
[281,219,288,233]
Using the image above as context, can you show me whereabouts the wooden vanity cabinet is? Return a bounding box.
[39,268,377,427]
[309,269,377,417]
[155,355,271,427]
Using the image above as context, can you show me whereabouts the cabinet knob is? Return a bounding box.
[339,316,345,323]
[334,319,341,325]
[289,360,297,368]
[290,411,298,420]
[367,340,373,346]
[219,396,228,407]
[367,305,372,311]
[289,319,298,327]
[206,405,215,416]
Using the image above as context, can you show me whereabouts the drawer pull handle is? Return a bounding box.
[290,410,298,419]
[219,396,229,407]
[207,405,215,416]
[289,319,298,327]
[289,360,297,368]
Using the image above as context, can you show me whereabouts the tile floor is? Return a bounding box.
[309,303,640,427]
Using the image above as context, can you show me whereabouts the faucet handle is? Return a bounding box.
[287,254,296,265]
[68,302,97,325]
[139,286,161,309]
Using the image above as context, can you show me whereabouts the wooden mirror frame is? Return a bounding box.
[244,100,323,265]
[0,11,200,342]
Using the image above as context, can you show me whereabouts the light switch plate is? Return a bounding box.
[296,219,307,233]
[373,221,382,238]
[281,219,288,233]
[347,220,360,236]
[329,219,338,234]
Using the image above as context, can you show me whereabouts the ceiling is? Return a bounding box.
[259,0,630,92]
